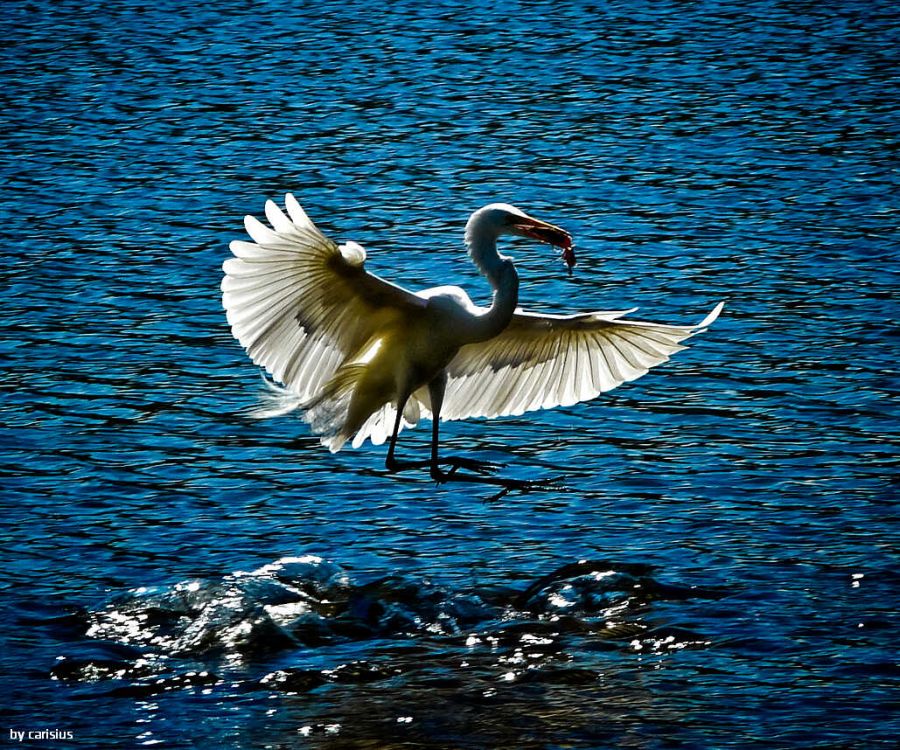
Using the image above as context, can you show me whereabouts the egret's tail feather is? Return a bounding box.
[301,364,369,453]
[249,373,431,453]
[247,377,305,419]
[247,374,355,452]
[352,401,411,449]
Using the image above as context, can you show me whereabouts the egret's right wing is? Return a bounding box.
[441,302,724,420]
[222,194,426,402]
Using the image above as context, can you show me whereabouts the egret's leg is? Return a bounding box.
[384,393,429,473]
[425,377,547,492]
[425,376,498,477]
[384,397,404,471]
[382,379,549,493]
[384,386,498,476]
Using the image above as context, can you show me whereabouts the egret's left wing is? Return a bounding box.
[440,302,724,420]
[222,194,427,404]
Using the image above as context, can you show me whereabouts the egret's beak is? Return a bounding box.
[511,217,572,249]
[511,216,577,274]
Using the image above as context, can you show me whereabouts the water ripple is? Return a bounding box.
[2,0,898,747]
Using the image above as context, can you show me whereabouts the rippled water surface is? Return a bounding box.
[2,0,898,747]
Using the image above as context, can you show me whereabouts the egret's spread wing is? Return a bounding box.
[441,302,724,420]
[222,193,426,401]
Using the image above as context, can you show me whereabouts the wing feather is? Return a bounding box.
[222,193,426,402]
[441,302,724,421]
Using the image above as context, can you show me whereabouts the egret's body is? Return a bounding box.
[222,195,722,487]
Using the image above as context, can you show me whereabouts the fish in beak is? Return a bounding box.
[511,215,577,275]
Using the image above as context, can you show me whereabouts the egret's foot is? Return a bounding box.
[443,455,505,476]
[481,475,567,501]
[492,475,566,494]
[385,456,432,474]
[432,464,504,485]
[386,455,502,477]
[388,454,561,496]
[486,486,512,502]
[430,466,562,496]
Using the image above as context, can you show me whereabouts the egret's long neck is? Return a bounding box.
[466,231,519,342]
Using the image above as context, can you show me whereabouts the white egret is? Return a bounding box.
[222,195,723,489]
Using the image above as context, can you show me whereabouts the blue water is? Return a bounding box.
[2,0,897,747]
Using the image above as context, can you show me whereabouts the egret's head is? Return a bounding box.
[466,203,576,273]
